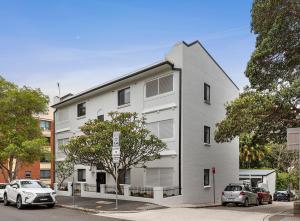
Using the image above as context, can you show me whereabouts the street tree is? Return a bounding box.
[56,159,74,190]
[0,76,49,182]
[215,0,300,145]
[63,112,166,193]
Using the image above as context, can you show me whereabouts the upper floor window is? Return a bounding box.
[146,119,174,139]
[118,87,130,106]
[145,75,173,98]
[77,102,86,117]
[204,126,210,144]
[40,120,51,131]
[204,83,210,104]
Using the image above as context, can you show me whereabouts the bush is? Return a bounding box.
[276,171,299,190]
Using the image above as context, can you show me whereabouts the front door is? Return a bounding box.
[96,172,106,192]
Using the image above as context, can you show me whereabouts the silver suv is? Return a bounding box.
[221,183,259,207]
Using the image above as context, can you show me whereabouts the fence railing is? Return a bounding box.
[163,186,180,198]
[130,186,154,198]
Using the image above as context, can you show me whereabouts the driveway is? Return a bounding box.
[97,202,298,221]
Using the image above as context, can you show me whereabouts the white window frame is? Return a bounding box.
[146,119,175,141]
[144,74,174,100]
[117,86,131,107]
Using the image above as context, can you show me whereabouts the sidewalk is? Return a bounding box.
[56,196,165,213]
[268,210,300,221]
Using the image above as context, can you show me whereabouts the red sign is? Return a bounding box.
[212,167,216,174]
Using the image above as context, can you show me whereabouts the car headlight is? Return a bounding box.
[22,191,34,198]
[51,191,56,195]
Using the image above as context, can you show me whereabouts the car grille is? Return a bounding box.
[33,193,53,203]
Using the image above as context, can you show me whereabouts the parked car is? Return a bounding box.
[0,183,8,201]
[253,187,272,204]
[3,179,56,209]
[222,183,259,207]
[273,190,294,202]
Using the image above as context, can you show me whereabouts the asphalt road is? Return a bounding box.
[0,203,124,221]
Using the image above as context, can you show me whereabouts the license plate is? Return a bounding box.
[40,198,48,201]
[227,198,234,201]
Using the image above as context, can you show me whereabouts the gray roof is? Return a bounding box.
[239,169,276,176]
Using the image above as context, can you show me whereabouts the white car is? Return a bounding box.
[0,183,8,201]
[3,179,56,209]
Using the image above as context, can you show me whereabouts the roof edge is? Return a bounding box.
[51,60,175,108]
[182,40,240,91]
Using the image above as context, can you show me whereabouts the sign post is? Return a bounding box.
[212,167,216,204]
[112,131,120,210]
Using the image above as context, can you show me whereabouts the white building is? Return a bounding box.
[52,41,239,204]
[239,169,276,195]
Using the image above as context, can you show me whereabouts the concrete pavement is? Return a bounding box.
[97,202,298,221]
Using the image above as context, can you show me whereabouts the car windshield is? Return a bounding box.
[20,181,47,188]
[224,186,242,191]
[0,184,6,189]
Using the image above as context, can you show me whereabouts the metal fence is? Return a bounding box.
[163,186,180,198]
[74,183,81,196]
[130,186,154,198]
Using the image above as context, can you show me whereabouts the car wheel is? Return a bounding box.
[243,198,249,207]
[16,195,23,209]
[3,194,9,206]
[256,198,259,206]
[269,197,272,204]
[47,203,55,208]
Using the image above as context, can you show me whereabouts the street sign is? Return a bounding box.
[212,167,216,174]
[113,156,120,164]
[113,131,120,147]
[112,148,120,157]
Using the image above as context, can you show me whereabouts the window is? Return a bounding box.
[145,75,173,98]
[97,114,104,121]
[204,126,210,144]
[25,171,32,178]
[77,102,86,117]
[40,170,51,179]
[40,120,51,131]
[78,169,86,182]
[118,87,130,106]
[40,153,50,163]
[204,169,210,186]
[57,138,69,160]
[146,119,174,139]
[146,168,173,187]
[204,83,210,104]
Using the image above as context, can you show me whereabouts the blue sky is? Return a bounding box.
[1,0,255,101]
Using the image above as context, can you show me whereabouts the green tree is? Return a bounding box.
[215,0,300,145]
[63,112,166,193]
[0,76,49,182]
[56,159,74,190]
[239,133,266,168]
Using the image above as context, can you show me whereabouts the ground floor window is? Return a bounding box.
[119,169,131,184]
[204,169,210,186]
[40,169,51,179]
[78,169,86,182]
[146,168,173,187]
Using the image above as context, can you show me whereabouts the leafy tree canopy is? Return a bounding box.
[215,0,300,145]
[0,76,49,181]
[64,112,166,192]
